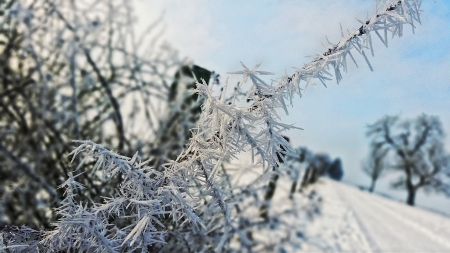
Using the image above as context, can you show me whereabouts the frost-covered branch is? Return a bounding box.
[231,0,421,107]
[39,141,203,252]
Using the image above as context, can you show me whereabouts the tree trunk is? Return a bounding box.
[406,188,416,206]
[260,174,279,220]
[369,179,376,193]
[300,167,312,189]
[405,166,416,206]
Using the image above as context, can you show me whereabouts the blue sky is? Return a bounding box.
[136,0,450,214]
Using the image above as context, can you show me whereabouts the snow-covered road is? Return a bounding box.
[302,179,450,252]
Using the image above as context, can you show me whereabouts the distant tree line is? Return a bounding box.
[288,147,344,190]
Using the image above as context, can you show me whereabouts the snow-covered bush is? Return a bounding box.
[0,0,422,252]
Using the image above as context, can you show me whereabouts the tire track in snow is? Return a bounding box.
[305,180,373,252]
[357,187,450,250]
[333,180,450,252]
[333,184,381,252]
[368,190,450,238]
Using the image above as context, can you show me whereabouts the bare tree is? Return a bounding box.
[367,115,450,205]
[0,0,218,229]
[362,144,389,192]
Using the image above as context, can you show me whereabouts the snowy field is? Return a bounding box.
[300,179,450,252]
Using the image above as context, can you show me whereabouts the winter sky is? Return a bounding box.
[135,0,450,214]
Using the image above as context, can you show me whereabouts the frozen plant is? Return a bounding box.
[0,0,423,252]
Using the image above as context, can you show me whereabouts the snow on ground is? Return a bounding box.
[300,178,450,252]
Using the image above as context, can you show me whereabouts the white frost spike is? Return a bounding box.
[129,151,138,164]
[123,216,150,246]
[228,62,274,86]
